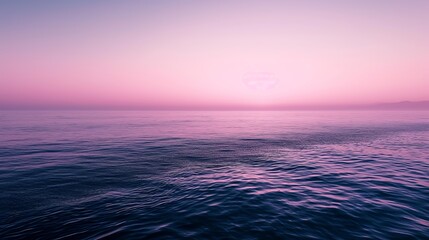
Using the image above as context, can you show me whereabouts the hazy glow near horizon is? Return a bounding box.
[0,0,428,109]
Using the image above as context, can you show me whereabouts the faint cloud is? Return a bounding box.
[243,72,278,90]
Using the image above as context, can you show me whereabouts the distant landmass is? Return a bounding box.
[253,101,429,111]
[368,101,429,110]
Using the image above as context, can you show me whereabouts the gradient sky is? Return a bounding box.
[0,0,428,109]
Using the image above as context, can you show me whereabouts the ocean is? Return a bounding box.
[1,111,428,239]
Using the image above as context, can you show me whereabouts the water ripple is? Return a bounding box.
[0,111,428,239]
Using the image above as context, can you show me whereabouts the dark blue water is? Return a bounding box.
[1,111,428,239]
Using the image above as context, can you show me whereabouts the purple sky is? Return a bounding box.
[1,0,428,109]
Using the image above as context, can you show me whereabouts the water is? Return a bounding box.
[1,111,428,239]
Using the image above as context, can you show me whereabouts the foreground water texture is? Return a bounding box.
[1,111,428,239]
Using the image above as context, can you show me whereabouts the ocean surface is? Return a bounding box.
[0,111,428,240]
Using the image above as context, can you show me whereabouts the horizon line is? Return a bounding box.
[1,101,428,111]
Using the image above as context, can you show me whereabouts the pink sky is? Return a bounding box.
[0,1,428,109]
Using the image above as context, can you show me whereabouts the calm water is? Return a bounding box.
[1,111,428,239]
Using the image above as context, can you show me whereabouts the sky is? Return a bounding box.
[0,0,428,109]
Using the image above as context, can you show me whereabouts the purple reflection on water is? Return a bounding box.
[0,110,428,239]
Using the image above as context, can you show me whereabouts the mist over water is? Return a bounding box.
[1,111,428,239]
